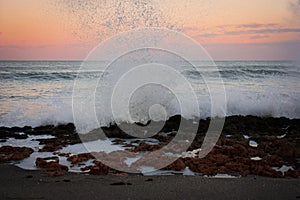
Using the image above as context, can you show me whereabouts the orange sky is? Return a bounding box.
[0,0,299,60]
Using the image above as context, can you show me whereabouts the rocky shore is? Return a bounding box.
[0,115,299,178]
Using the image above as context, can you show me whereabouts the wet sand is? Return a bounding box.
[0,164,299,200]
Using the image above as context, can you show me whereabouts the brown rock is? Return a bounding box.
[276,144,296,158]
[163,158,186,171]
[67,153,94,165]
[207,154,230,166]
[35,157,68,175]
[218,166,230,174]
[131,142,161,152]
[232,143,248,156]
[225,162,249,173]
[87,161,110,175]
[36,156,59,167]
[0,146,34,162]
[39,143,62,152]
[263,155,283,167]
[183,158,217,175]
[285,167,299,178]
[250,164,282,178]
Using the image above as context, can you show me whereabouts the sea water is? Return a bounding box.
[0,60,299,130]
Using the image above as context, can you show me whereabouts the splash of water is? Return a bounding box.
[51,0,184,41]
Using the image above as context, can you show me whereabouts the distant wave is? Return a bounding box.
[0,70,106,81]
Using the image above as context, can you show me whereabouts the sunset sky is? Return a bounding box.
[0,0,299,60]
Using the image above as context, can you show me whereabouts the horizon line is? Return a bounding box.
[0,59,296,62]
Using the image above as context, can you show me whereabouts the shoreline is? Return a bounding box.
[0,115,299,178]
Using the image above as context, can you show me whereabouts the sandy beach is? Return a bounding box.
[0,163,299,200]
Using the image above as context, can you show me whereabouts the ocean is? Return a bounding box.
[0,60,299,130]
